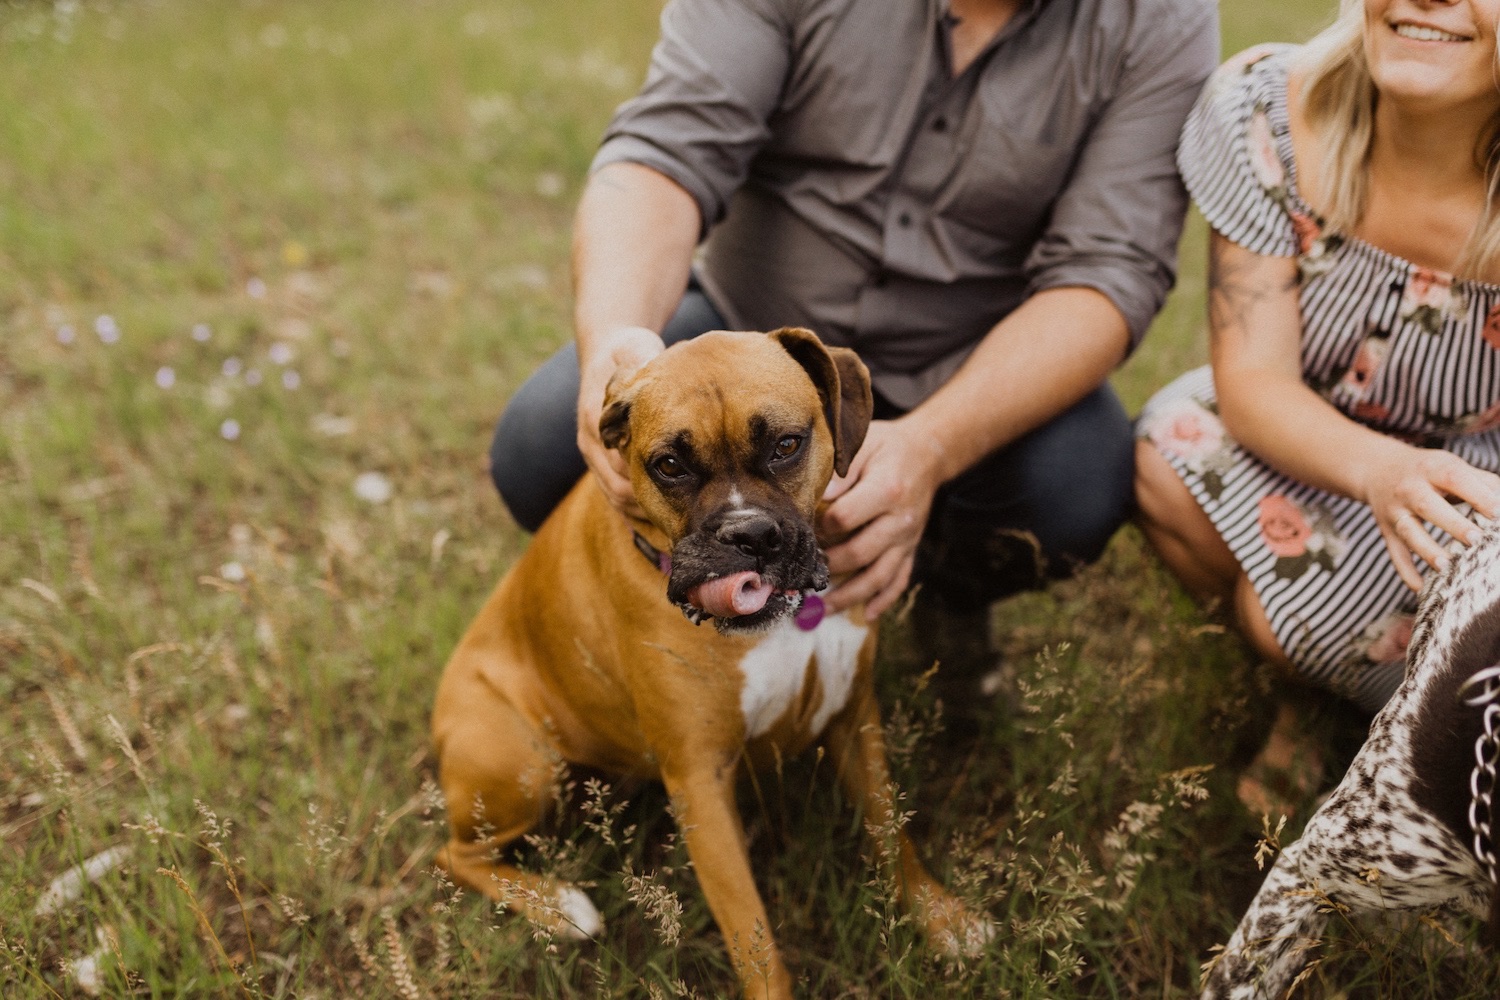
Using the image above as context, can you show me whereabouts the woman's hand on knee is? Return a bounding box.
[1361,443,1500,590]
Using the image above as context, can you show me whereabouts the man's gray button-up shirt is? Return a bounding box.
[593,0,1219,408]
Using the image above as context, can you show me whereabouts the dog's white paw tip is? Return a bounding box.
[555,886,604,940]
[938,915,998,957]
[969,917,999,950]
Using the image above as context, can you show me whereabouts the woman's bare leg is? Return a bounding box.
[1135,442,1319,814]
[1133,442,1238,601]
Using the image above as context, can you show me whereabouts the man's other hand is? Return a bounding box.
[819,419,946,620]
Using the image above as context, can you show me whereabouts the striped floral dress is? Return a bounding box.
[1138,45,1500,712]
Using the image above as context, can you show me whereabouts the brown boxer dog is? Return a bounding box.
[432,327,990,999]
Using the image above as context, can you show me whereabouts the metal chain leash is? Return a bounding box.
[1459,663,1500,887]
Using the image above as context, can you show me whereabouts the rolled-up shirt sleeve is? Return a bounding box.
[591,0,791,236]
[1025,0,1219,353]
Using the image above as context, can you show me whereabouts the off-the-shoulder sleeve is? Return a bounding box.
[1177,46,1300,257]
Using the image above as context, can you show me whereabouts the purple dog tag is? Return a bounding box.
[794,593,825,631]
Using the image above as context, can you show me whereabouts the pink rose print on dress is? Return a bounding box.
[1352,400,1392,424]
[1145,399,1225,462]
[1483,303,1500,351]
[1247,106,1285,194]
[1258,495,1311,557]
[1342,334,1389,392]
[1292,211,1343,282]
[1141,397,1234,500]
[1399,267,1460,335]
[1457,398,1500,435]
[1321,326,1389,411]
[1290,211,1321,256]
[1259,494,1344,579]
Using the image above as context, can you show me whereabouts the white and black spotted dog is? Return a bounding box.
[1203,523,1500,999]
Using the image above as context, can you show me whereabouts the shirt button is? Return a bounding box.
[872,272,889,289]
[897,212,912,227]
[932,116,948,132]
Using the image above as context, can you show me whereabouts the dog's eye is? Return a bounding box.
[772,436,802,462]
[652,455,687,479]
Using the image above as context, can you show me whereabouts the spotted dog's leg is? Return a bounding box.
[1203,838,1330,1000]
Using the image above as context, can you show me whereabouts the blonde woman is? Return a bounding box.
[1137,0,1500,794]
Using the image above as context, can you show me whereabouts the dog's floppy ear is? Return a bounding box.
[598,376,634,451]
[768,326,873,477]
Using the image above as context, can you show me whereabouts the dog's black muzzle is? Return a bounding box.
[665,510,829,632]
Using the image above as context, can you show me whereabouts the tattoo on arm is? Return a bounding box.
[1207,238,1298,349]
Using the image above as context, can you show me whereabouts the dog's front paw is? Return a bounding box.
[496,877,604,941]
[551,885,605,940]
[934,911,998,958]
[914,888,996,957]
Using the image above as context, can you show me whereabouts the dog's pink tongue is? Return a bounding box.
[688,571,773,617]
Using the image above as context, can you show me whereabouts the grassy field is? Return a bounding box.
[3,1,1497,997]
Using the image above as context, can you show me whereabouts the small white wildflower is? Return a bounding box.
[205,383,232,410]
[354,471,393,504]
[268,341,294,365]
[95,315,120,343]
[192,322,212,342]
[57,325,76,345]
[155,366,176,389]
[69,950,104,996]
[229,523,252,546]
[281,370,301,390]
[535,172,565,198]
[220,561,246,582]
[243,367,263,387]
[35,846,133,916]
[220,419,241,441]
[246,277,268,299]
[222,357,243,377]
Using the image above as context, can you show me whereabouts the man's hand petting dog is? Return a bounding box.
[820,418,945,620]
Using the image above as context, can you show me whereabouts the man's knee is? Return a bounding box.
[952,384,1134,568]
[489,344,587,533]
[917,385,1133,608]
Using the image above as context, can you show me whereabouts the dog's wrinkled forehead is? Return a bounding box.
[624,334,825,455]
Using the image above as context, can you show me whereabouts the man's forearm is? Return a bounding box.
[900,286,1131,484]
[572,162,701,363]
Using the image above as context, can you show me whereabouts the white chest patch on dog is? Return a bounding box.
[737,613,868,739]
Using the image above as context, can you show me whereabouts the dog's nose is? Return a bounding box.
[715,514,783,559]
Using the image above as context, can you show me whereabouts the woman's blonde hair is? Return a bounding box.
[1296,0,1500,278]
